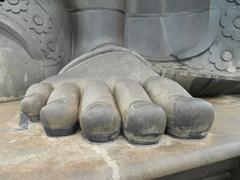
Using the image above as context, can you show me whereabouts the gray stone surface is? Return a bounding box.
[1,96,240,179]
[0,0,240,174]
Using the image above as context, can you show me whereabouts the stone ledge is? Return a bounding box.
[0,96,240,180]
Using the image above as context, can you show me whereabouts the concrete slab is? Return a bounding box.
[0,96,240,180]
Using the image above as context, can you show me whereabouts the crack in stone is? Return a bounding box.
[92,145,120,180]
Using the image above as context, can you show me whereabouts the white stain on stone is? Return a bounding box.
[24,73,28,83]
[92,145,120,180]
[8,140,16,144]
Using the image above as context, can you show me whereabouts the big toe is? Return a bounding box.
[167,96,215,139]
[144,76,215,139]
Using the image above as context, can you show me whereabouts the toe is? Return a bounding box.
[166,97,215,139]
[40,83,80,137]
[79,81,121,142]
[21,83,53,122]
[144,76,215,139]
[114,79,166,145]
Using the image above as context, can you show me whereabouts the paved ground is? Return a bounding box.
[0,96,240,180]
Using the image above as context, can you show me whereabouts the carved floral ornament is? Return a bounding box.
[0,0,52,34]
[209,39,240,72]
[23,11,52,34]
[0,0,29,13]
[41,34,65,64]
[221,6,240,41]
[0,0,65,65]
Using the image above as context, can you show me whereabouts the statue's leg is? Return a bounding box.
[0,0,72,102]
[21,47,215,144]
[126,0,240,95]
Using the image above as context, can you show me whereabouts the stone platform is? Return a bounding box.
[0,96,240,180]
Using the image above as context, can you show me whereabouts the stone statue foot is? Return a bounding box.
[21,47,215,144]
